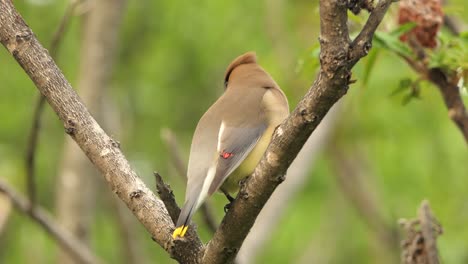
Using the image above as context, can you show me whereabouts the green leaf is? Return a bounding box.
[374,31,413,57]
[362,48,379,88]
[390,22,417,37]
[390,78,422,105]
[427,31,468,72]
[390,78,412,97]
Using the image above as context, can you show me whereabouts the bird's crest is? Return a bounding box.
[224,52,257,88]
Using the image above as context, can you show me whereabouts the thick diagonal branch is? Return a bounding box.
[202,0,394,263]
[0,1,203,263]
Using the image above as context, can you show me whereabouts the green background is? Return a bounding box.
[0,0,466,263]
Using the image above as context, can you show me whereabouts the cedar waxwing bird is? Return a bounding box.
[172,52,289,238]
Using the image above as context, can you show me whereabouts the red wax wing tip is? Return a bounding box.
[221,151,234,159]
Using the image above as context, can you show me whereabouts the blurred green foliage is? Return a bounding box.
[0,0,467,263]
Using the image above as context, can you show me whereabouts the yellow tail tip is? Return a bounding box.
[172,225,188,239]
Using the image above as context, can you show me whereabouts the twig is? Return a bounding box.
[419,201,441,264]
[444,15,461,36]
[349,0,395,65]
[24,0,80,210]
[199,202,218,233]
[154,172,203,263]
[393,4,468,143]
[0,179,102,264]
[154,172,180,223]
[400,200,442,264]
[398,52,468,143]
[160,128,187,178]
[160,128,218,233]
[110,195,145,264]
[330,146,399,259]
[49,0,80,59]
[427,68,468,143]
[25,95,45,209]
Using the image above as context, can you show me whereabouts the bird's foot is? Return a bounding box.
[221,188,235,213]
[224,201,233,213]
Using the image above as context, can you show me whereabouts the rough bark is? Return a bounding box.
[427,68,468,143]
[236,103,341,264]
[0,1,203,263]
[55,0,127,263]
[202,1,394,263]
[401,200,442,264]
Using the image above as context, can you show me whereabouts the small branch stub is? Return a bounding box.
[400,200,443,264]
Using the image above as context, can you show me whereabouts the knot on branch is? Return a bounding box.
[129,189,143,199]
[9,29,33,57]
[320,47,349,74]
[400,200,443,264]
[300,108,317,124]
[347,0,374,15]
[64,119,76,135]
[277,174,286,183]
[15,29,33,44]
[361,41,372,55]
[110,137,121,148]
[222,247,239,260]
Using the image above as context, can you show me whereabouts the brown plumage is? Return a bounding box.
[172,52,289,238]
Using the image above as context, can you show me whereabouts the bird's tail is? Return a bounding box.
[172,199,196,238]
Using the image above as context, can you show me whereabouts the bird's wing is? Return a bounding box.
[206,87,269,195]
[207,122,267,195]
[178,87,267,229]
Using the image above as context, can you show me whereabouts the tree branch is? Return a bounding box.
[427,68,468,142]
[154,172,180,223]
[330,146,399,260]
[25,95,45,209]
[400,200,442,264]
[0,179,101,264]
[349,0,395,64]
[203,0,394,263]
[0,0,394,262]
[236,103,341,264]
[394,3,468,143]
[398,53,468,143]
[0,1,202,263]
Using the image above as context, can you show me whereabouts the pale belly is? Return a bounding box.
[221,126,274,193]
